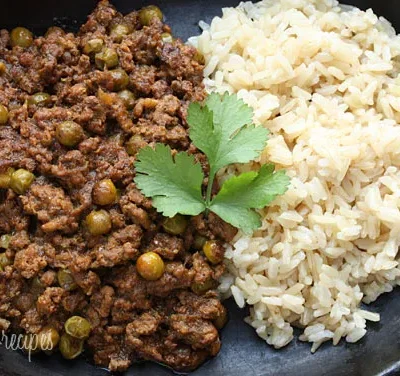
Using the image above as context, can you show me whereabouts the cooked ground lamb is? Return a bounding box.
[0,1,236,372]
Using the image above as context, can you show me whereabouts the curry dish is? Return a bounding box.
[0,0,236,371]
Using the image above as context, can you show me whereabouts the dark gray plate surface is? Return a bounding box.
[1,1,400,375]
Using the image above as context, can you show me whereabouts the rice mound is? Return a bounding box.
[190,0,400,351]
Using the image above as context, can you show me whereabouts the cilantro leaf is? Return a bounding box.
[215,125,269,170]
[187,92,269,176]
[209,164,290,234]
[134,144,206,217]
[205,92,253,137]
[133,93,291,236]
[186,102,214,158]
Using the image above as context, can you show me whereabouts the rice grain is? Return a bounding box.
[191,0,400,350]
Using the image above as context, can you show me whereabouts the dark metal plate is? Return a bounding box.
[1,1,400,375]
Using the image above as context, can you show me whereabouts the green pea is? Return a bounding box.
[55,121,83,147]
[109,68,129,91]
[139,6,163,26]
[117,90,136,110]
[0,104,8,124]
[110,24,132,42]
[64,316,91,339]
[125,134,146,156]
[191,278,217,295]
[0,168,15,189]
[203,240,223,264]
[95,48,119,70]
[37,326,60,351]
[83,38,104,55]
[0,253,12,268]
[136,252,165,281]
[86,210,112,236]
[161,32,173,43]
[0,234,11,249]
[193,235,207,250]
[162,215,188,235]
[92,179,117,206]
[31,277,44,298]
[9,169,35,194]
[31,276,43,290]
[59,333,83,360]
[57,269,77,291]
[10,27,33,48]
[28,92,51,107]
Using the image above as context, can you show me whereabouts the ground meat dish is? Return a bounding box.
[0,1,236,371]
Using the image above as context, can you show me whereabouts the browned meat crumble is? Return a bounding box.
[0,1,236,372]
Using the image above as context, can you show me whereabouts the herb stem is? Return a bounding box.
[205,169,216,212]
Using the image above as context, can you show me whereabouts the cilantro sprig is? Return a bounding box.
[134,93,290,234]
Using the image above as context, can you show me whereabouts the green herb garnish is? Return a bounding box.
[134,93,290,234]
